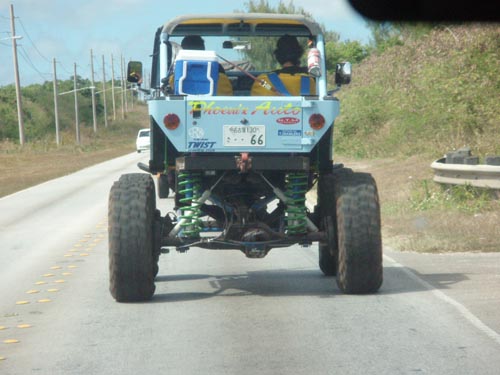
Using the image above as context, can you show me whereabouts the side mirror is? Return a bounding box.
[127,61,143,84]
[335,62,352,86]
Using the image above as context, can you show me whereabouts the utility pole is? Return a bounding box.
[10,4,25,145]
[129,57,134,110]
[74,63,80,145]
[90,49,97,133]
[101,55,108,128]
[120,54,125,120]
[111,54,116,121]
[144,69,149,90]
[52,58,60,145]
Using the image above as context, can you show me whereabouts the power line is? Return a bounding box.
[56,61,84,78]
[57,61,73,76]
[17,16,51,64]
[0,31,12,47]
[18,45,51,80]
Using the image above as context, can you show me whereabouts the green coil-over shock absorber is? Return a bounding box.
[178,172,202,238]
[285,173,308,235]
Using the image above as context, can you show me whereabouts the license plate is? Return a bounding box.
[223,125,265,147]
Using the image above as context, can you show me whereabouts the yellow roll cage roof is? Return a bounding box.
[162,13,323,37]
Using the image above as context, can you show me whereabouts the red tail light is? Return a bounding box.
[309,114,325,130]
[164,113,180,130]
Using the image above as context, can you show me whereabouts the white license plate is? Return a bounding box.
[223,125,265,147]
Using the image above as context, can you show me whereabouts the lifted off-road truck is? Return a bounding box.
[109,13,382,302]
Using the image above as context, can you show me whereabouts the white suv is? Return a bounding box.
[136,128,150,153]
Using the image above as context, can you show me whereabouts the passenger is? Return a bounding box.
[250,35,316,96]
[172,35,233,96]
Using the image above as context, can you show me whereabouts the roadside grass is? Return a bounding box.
[409,180,495,213]
[337,155,500,253]
[333,24,500,159]
[0,105,148,198]
[329,24,500,253]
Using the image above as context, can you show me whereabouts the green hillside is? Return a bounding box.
[334,24,500,159]
[0,78,112,142]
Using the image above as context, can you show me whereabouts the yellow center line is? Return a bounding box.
[3,339,19,344]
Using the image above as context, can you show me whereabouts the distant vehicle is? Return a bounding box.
[136,128,150,153]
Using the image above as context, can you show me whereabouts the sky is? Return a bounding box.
[0,0,372,87]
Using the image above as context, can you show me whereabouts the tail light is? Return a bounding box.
[164,113,180,130]
[309,114,325,130]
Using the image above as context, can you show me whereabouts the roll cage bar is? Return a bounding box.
[152,13,328,97]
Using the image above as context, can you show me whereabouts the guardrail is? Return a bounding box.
[431,157,500,189]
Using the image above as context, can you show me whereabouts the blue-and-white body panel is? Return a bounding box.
[149,96,338,153]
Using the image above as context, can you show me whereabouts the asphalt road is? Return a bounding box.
[1,152,499,374]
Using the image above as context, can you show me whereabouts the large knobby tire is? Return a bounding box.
[317,174,339,276]
[318,217,337,276]
[108,173,157,302]
[318,214,337,277]
[335,171,383,294]
[319,247,336,276]
[157,174,170,199]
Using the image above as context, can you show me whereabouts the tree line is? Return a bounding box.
[0,75,136,143]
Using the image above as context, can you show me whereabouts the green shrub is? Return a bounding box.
[334,24,500,159]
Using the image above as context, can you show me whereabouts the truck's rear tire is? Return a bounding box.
[334,172,383,294]
[157,174,170,198]
[317,175,339,276]
[318,217,337,276]
[319,245,336,276]
[108,173,157,302]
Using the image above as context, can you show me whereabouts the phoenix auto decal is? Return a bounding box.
[188,101,301,116]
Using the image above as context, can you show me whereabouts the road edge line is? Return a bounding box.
[383,252,500,346]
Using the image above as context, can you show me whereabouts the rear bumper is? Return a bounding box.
[176,154,310,171]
